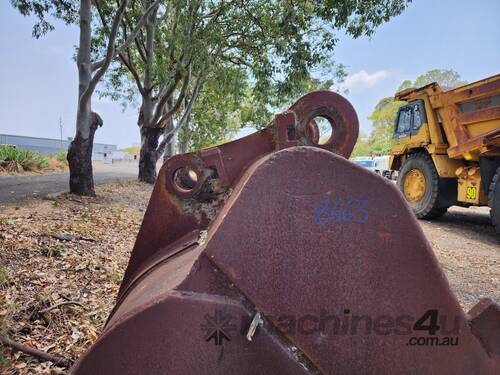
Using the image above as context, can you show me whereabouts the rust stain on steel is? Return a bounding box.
[118,90,358,295]
[72,91,499,374]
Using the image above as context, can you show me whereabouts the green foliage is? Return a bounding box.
[40,244,65,258]
[368,98,405,155]
[367,69,466,156]
[178,66,247,151]
[413,69,467,89]
[350,132,371,158]
[396,68,467,93]
[396,79,413,92]
[10,0,79,38]
[0,146,49,172]
[54,150,68,165]
[13,0,412,153]
[98,0,410,148]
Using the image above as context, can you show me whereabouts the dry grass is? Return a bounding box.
[46,160,67,172]
[0,181,152,374]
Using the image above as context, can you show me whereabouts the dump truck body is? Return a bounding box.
[389,75,500,231]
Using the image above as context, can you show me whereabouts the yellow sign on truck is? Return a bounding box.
[389,74,500,233]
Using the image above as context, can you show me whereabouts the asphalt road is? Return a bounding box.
[0,162,139,203]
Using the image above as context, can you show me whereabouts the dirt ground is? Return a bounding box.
[419,206,499,311]
[0,182,151,374]
[0,181,498,374]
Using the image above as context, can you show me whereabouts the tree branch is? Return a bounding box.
[39,300,84,314]
[156,76,203,156]
[119,52,145,95]
[95,0,146,97]
[152,66,191,127]
[0,335,72,368]
[122,10,148,63]
[80,0,129,107]
[91,0,162,71]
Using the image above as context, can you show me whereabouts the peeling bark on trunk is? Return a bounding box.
[138,126,161,184]
[68,112,102,196]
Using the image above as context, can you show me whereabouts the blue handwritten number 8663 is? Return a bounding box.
[314,198,368,225]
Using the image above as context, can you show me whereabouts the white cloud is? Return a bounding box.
[341,70,390,93]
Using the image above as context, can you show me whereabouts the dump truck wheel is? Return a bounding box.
[398,153,447,219]
[489,166,500,234]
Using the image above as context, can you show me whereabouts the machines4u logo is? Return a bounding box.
[201,310,236,346]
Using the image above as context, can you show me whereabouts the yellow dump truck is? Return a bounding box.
[389,74,500,232]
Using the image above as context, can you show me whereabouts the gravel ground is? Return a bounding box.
[418,205,499,311]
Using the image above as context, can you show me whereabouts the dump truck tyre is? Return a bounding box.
[489,166,500,234]
[398,153,447,219]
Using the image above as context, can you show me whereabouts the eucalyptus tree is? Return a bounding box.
[11,0,165,195]
[96,0,211,182]
[100,0,412,183]
[177,65,250,153]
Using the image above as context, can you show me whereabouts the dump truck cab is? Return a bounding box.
[390,83,456,171]
[389,75,500,232]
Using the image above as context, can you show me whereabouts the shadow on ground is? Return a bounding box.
[424,207,498,246]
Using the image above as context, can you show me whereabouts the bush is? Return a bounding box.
[55,150,68,165]
[0,146,49,172]
[40,244,65,258]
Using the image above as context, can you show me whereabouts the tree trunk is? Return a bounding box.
[138,126,161,184]
[68,0,97,196]
[162,109,175,162]
[137,90,161,184]
[137,8,161,184]
[68,112,102,196]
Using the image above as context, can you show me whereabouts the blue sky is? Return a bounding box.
[1,0,499,148]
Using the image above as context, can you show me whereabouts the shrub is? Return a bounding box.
[55,150,68,165]
[0,146,49,172]
[45,150,69,171]
[41,244,65,258]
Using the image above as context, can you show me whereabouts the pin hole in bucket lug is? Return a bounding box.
[173,166,200,192]
[169,164,221,201]
[304,114,335,147]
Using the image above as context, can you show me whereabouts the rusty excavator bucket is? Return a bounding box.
[71,91,499,374]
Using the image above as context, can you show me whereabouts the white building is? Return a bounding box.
[0,134,118,162]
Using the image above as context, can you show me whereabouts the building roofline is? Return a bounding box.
[0,133,116,147]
